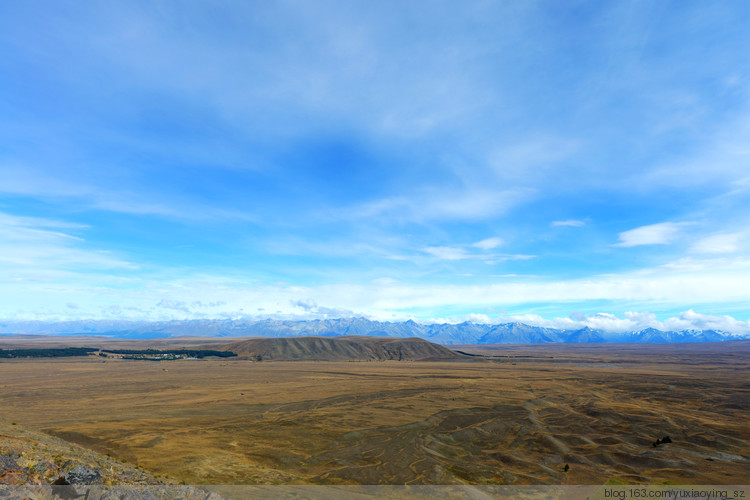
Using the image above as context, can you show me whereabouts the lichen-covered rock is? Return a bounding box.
[28,460,58,481]
[0,455,35,485]
[65,464,103,485]
[1,420,168,486]
[0,455,22,473]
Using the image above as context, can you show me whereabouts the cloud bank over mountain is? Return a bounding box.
[1,316,748,345]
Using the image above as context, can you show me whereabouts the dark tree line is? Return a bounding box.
[0,347,237,359]
[101,349,237,358]
[0,347,97,358]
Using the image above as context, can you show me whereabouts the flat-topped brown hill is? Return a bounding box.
[220,335,468,361]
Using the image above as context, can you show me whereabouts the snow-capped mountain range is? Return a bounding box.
[1,318,748,344]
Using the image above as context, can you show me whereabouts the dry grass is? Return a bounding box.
[0,340,748,485]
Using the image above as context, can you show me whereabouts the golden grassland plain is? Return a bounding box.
[1,338,749,485]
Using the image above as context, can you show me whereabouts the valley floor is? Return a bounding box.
[0,342,748,485]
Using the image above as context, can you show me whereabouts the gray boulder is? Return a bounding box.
[65,464,102,484]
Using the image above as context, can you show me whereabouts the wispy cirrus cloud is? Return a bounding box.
[0,165,195,219]
[471,237,504,250]
[614,222,692,247]
[551,219,585,228]
[419,237,532,263]
[0,212,88,231]
[349,187,535,224]
[689,232,743,254]
[420,246,473,261]
[5,256,750,325]
[487,135,581,182]
[2,249,749,330]
[0,211,135,272]
[1,2,749,325]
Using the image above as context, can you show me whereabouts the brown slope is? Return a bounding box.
[220,335,468,361]
[0,417,168,485]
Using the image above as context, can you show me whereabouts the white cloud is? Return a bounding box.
[4,263,750,332]
[623,310,660,326]
[156,299,192,314]
[5,252,750,324]
[0,165,186,218]
[614,222,691,247]
[0,165,265,222]
[0,212,134,271]
[421,246,471,261]
[662,309,750,334]
[485,254,535,264]
[420,239,529,263]
[351,187,535,223]
[425,309,750,335]
[659,257,714,272]
[289,298,354,318]
[489,310,750,334]
[497,312,640,333]
[551,219,585,227]
[0,212,88,230]
[488,135,581,182]
[689,233,741,254]
[574,313,641,332]
[641,113,750,191]
[472,237,504,249]
[490,274,542,278]
[371,277,399,286]
[291,298,317,311]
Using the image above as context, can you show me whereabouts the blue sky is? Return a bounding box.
[1,1,750,332]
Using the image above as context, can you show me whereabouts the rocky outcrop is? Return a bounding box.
[0,419,164,486]
[0,419,231,498]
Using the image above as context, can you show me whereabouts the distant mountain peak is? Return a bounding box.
[0,318,747,345]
